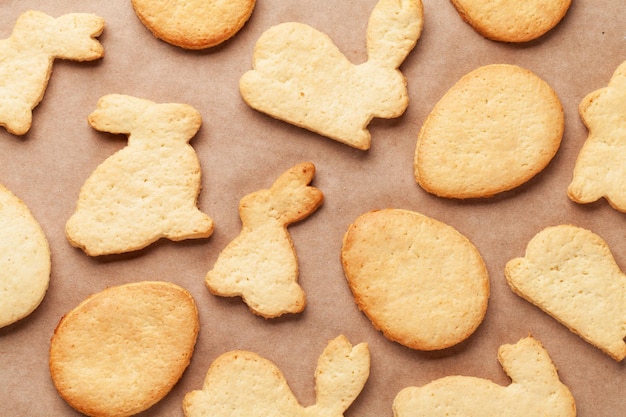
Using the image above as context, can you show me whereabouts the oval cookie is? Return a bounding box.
[415,64,563,199]
[0,184,50,328]
[450,0,572,43]
[49,281,199,417]
[341,209,489,351]
[131,0,256,49]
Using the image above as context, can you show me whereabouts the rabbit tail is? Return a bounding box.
[310,336,370,416]
[366,0,423,69]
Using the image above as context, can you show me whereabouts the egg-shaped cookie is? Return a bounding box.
[0,184,50,328]
[49,281,199,417]
[415,64,563,199]
[341,209,489,351]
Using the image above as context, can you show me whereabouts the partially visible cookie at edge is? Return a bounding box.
[449,0,572,42]
[131,0,256,49]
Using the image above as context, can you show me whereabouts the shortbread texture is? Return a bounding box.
[239,0,423,150]
[415,64,563,198]
[0,184,50,328]
[341,209,489,350]
[65,94,214,256]
[393,337,576,417]
[450,0,571,42]
[131,0,255,49]
[205,162,323,318]
[183,335,369,417]
[49,281,199,417]
[0,10,104,135]
[506,225,626,361]
[568,61,626,212]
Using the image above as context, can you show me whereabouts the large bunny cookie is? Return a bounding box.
[66,94,214,256]
[205,162,323,318]
[449,0,571,43]
[239,0,423,150]
[0,183,50,328]
[568,61,626,212]
[415,64,563,199]
[183,335,369,417]
[393,337,576,417]
[0,10,104,135]
[131,0,255,49]
[505,225,626,361]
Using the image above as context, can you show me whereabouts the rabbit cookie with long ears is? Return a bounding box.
[506,225,626,361]
[239,0,423,150]
[183,335,370,417]
[66,94,214,256]
[0,10,104,135]
[205,162,323,318]
[393,337,576,417]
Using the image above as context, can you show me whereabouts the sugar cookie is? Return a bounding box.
[239,0,423,150]
[415,64,563,199]
[505,224,626,361]
[393,336,576,417]
[131,0,256,49]
[183,335,369,417]
[0,10,104,135]
[205,162,323,318]
[49,281,199,417]
[65,94,214,256]
[341,209,489,350]
[568,61,626,212]
[0,184,50,328]
[450,0,572,42]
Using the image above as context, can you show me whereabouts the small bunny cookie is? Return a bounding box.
[50,281,199,417]
[0,10,104,135]
[66,94,214,256]
[341,209,489,350]
[415,64,563,199]
[568,61,626,212]
[393,337,576,417]
[0,183,50,328]
[183,335,370,417]
[239,0,423,150]
[131,0,256,49]
[205,162,323,318]
[505,225,626,361]
[450,0,571,42]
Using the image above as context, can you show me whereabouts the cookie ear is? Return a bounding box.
[88,94,151,135]
[366,0,423,68]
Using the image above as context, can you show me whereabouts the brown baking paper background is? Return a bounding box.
[0,0,624,416]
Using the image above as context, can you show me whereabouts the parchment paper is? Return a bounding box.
[0,1,624,416]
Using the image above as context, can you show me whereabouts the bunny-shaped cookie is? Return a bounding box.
[393,337,576,417]
[205,162,323,318]
[66,94,214,256]
[183,335,370,417]
[0,10,105,135]
[239,0,423,150]
[506,224,626,361]
[568,60,626,212]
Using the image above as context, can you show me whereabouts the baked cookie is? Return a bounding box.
[0,184,50,328]
[450,0,572,42]
[205,162,323,318]
[183,335,369,417]
[65,94,214,256]
[568,61,626,212]
[415,64,563,199]
[131,0,256,49]
[0,10,104,135]
[505,225,626,361]
[239,0,423,150]
[393,337,576,417]
[341,209,489,350]
[50,281,199,417]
